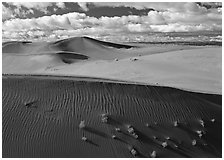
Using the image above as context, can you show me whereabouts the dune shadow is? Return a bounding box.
[57,52,89,64]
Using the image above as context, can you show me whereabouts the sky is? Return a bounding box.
[2,2,222,42]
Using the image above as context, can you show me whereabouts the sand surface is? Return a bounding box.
[3,36,221,94]
[2,37,222,158]
[2,75,222,158]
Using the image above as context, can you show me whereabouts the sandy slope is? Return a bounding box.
[2,75,221,158]
[51,47,220,94]
[2,37,221,94]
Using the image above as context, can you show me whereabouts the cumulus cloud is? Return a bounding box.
[2,5,16,20]
[55,2,65,9]
[7,2,52,13]
[2,4,35,21]
[77,2,90,11]
[5,2,65,15]
[78,2,219,13]
[2,2,222,42]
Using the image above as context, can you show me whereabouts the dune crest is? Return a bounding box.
[2,36,134,55]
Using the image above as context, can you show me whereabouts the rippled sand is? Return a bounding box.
[2,75,221,158]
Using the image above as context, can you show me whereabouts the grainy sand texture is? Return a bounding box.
[2,75,221,158]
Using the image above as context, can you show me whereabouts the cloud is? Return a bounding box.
[5,2,66,14]
[7,2,52,13]
[198,2,222,8]
[2,3,35,21]
[77,2,90,11]
[2,5,16,20]
[55,2,65,9]
[2,2,222,42]
[78,2,214,12]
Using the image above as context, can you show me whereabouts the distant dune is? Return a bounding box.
[2,36,221,93]
[2,75,222,158]
[52,36,134,50]
[2,37,136,73]
[2,37,134,59]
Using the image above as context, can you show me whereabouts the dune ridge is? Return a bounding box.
[2,75,221,158]
[52,36,134,49]
[3,36,221,94]
[2,36,134,54]
[2,37,138,70]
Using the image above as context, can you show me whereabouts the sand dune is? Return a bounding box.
[2,36,195,60]
[52,36,134,50]
[2,52,88,72]
[2,75,221,158]
[3,36,221,94]
[2,37,134,60]
[55,47,220,94]
[2,37,137,74]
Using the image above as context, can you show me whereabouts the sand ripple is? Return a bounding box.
[2,75,221,158]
